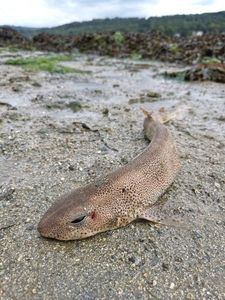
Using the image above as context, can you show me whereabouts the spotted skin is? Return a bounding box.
[37,111,181,240]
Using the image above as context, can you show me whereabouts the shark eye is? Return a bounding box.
[71,215,87,225]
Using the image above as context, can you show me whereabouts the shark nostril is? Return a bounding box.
[71,215,86,224]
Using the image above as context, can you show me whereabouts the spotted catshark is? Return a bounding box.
[38,109,181,240]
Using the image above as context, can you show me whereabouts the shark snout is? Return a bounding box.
[37,216,55,238]
[37,212,76,240]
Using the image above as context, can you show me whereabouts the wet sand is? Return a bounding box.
[0,50,225,299]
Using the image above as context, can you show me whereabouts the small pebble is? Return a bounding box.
[214,182,220,188]
[26,224,34,231]
[68,165,75,171]
[186,292,195,299]
[170,282,175,289]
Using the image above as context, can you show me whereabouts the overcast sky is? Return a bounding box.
[0,0,224,27]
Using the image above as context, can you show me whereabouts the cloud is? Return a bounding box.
[194,0,214,5]
[45,0,159,18]
[0,0,223,27]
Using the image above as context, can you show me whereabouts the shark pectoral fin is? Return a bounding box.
[138,205,164,226]
[138,205,189,229]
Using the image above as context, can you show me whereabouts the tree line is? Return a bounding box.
[14,11,225,37]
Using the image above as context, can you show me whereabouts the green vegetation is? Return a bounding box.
[0,46,20,53]
[14,11,225,37]
[163,70,186,81]
[5,55,87,74]
[46,101,83,112]
[168,43,179,53]
[130,52,142,60]
[94,34,107,48]
[201,57,221,64]
[46,103,64,110]
[113,31,125,44]
[66,101,82,112]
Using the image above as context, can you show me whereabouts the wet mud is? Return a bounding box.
[0,50,225,299]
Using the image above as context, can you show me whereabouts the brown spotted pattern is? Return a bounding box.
[37,113,180,240]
